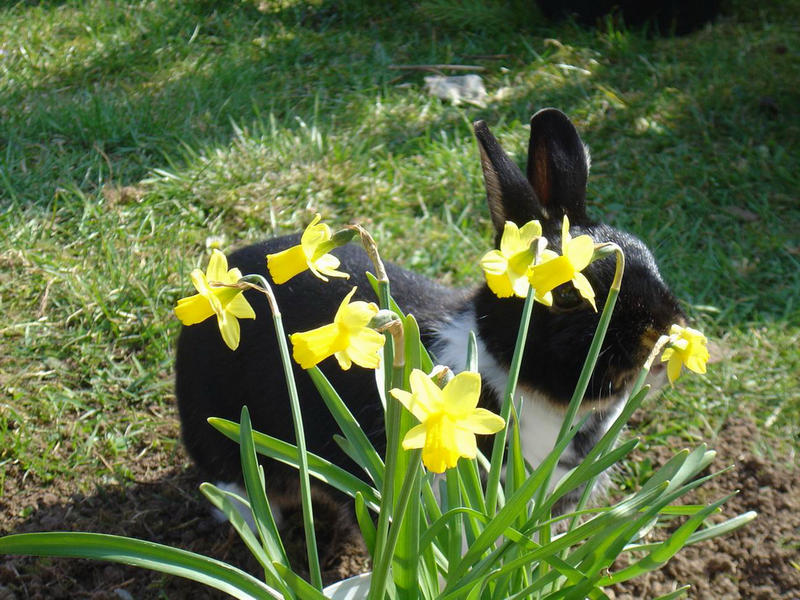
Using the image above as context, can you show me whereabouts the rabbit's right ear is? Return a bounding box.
[526,108,589,222]
[474,120,545,238]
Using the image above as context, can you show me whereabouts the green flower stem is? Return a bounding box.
[553,245,625,457]
[368,449,423,600]
[567,332,670,532]
[238,275,322,590]
[533,244,624,568]
[485,285,537,516]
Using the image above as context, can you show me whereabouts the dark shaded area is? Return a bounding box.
[536,0,722,35]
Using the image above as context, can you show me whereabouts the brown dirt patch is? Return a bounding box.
[612,417,800,599]
[1,418,797,599]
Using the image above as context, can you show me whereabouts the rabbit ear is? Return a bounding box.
[474,120,545,237]
[526,108,589,221]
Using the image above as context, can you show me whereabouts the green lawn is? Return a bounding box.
[1,0,797,505]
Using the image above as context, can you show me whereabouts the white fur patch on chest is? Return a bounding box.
[431,308,624,484]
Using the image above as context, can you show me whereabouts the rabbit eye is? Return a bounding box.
[551,283,584,311]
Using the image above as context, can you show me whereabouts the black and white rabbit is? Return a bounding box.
[175,108,683,533]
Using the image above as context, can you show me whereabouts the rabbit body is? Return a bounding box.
[175,109,684,517]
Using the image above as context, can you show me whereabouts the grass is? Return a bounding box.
[1,0,797,523]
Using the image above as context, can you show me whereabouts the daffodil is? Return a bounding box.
[480,220,545,299]
[266,214,350,284]
[527,215,596,310]
[661,324,709,383]
[391,369,505,473]
[290,287,385,370]
[174,250,256,351]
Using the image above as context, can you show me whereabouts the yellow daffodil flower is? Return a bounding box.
[290,287,385,370]
[174,250,256,351]
[391,369,505,473]
[528,215,597,310]
[480,220,545,299]
[266,214,350,284]
[661,324,709,383]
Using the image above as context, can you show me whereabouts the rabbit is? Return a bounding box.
[175,108,684,552]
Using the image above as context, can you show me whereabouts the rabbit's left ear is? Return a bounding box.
[527,108,589,222]
[474,120,544,238]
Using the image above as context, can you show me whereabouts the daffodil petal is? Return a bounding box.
[510,272,530,298]
[561,215,571,250]
[571,272,597,311]
[402,423,427,450]
[190,269,211,296]
[565,235,594,271]
[453,427,478,459]
[334,287,359,320]
[300,214,329,254]
[480,249,509,275]
[267,245,309,284]
[499,221,521,256]
[406,369,441,419]
[661,348,675,362]
[339,300,379,331]
[314,253,349,280]
[484,271,515,298]
[217,311,241,351]
[441,371,482,415]
[684,354,708,374]
[344,327,385,369]
[391,388,414,411]
[227,267,244,283]
[461,408,506,435]
[667,355,682,384]
[518,220,543,247]
[174,294,215,325]
[226,293,256,320]
[206,250,229,282]
[535,290,553,306]
[334,350,353,370]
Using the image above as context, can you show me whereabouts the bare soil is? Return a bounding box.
[1,417,797,599]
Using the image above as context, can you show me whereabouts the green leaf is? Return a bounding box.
[200,483,293,598]
[652,585,691,600]
[307,366,384,486]
[238,407,290,568]
[273,562,329,600]
[0,532,279,600]
[209,417,381,509]
[354,492,377,557]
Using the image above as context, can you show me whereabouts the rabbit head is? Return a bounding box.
[469,109,684,409]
